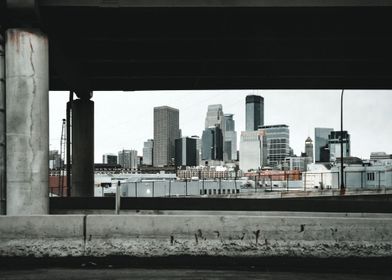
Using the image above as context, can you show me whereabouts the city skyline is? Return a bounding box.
[49,90,392,162]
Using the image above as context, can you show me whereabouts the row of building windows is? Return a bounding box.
[199,189,240,195]
[269,139,288,144]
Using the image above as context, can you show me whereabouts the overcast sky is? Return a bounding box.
[49,90,392,163]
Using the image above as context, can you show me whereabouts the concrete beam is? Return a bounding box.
[6,0,41,25]
[50,42,92,99]
[5,28,49,215]
[38,0,392,8]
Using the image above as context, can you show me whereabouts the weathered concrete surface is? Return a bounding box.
[0,215,85,257]
[86,215,392,258]
[1,215,392,258]
[71,99,94,197]
[5,29,49,215]
[0,34,5,215]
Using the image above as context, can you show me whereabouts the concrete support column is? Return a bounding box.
[5,29,49,215]
[71,98,94,197]
[0,35,5,215]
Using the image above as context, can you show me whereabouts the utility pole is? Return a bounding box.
[66,91,73,197]
[340,89,345,195]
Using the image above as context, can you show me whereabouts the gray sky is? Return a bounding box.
[49,90,392,163]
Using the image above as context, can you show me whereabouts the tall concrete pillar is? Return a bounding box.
[0,34,5,215]
[71,98,94,197]
[5,29,49,215]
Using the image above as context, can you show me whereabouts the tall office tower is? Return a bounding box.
[153,106,180,167]
[102,153,118,165]
[190,135,201,165]
[175,137,197,167]
[328,131,351,162]
[118,149,138,169]
[201,126,223,161]
[205,104,225,129]
[204,104,225,160]
[224,114,237,161]
[304,137,314,162]
[315,127,334,162]
[142,139,154,166]
[259,124,290,168]
[246,95,264,131]
[239,130,267,172]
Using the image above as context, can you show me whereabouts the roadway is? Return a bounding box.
[0,268,390,280]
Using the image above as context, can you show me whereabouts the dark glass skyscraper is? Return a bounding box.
[224,114,237,161]
[175,137,197,167]
[315,127,333,162]
[201,127,223,161]
[246,95,264,131]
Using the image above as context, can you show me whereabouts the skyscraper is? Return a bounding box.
[203,104,225,161]
[175,137,197,167]
[328,131,350,162]
[239,130,266,172]
[315,128,333,162]
[259,124,290,168]
[118,149,138,169]
[153,106,180,167]
[205,104,225,129]
[201,126,223,162]
[190,135,201,165]
[224,114,237,161]
[142,139,154,166]
[246,95,264,131]
[304,137,314,163]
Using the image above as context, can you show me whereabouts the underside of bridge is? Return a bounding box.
[2,0,392,94]
[1,0,392,215]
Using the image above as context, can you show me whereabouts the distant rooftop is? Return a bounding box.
[258,124,288,129]
[154,106,179,111]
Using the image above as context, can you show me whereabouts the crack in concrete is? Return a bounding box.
[28,37,36,203]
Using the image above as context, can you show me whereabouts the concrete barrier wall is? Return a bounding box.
[0,215,85,257]
[1,215,392,258]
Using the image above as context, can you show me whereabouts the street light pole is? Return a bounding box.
[340,89,345,194]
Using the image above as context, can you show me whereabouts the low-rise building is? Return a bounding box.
[303,158,392,190]
[102,153,118,165]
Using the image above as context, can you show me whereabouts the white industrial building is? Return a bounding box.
[303,159,392,190]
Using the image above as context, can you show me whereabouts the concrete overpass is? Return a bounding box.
[3,0,392,93]
[1,0,392,213]
[2,1,392,265]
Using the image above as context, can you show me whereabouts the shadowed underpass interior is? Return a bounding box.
[2,2,392,275]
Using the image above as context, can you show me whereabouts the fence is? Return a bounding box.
[48,169,392,197]
[115,179,242,198]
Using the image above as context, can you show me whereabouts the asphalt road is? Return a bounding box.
[0,269,390,280]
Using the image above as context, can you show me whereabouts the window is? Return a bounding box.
[367,172,375,181]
